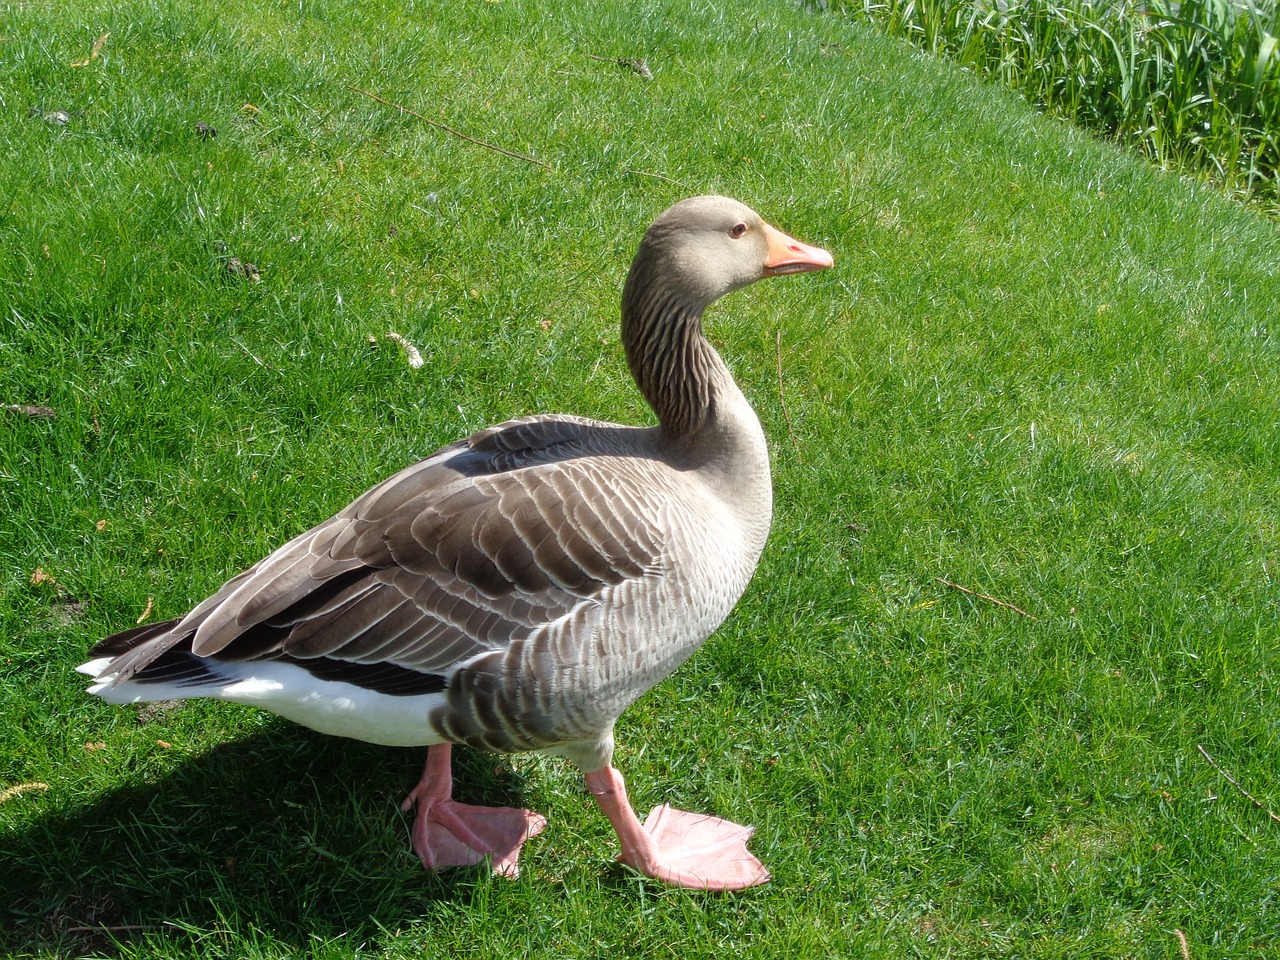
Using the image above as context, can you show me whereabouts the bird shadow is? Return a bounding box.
[1,720,537,957]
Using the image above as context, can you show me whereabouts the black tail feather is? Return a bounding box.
[88,618,183,658]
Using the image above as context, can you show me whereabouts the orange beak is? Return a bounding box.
[762,222,834,276]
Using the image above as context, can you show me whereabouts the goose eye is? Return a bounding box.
[730,222,748,239]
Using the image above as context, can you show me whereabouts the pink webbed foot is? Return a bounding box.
[585,766,770,891]
[635,804,770,889]
[401,744,547,878]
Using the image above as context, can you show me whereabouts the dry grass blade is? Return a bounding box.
[350,86,553,171]
[1197,744,1280,823]
[935,577,1038,620]
[588,53,654,80]
[70,32,108,67]
[383,331,425,369]
[0,782,50,804]
[622,167,689,188]
[3,403,56,419]
[775,330,800,455]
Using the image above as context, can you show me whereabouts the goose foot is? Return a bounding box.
[585,766,770,891]
[401,744,547,878]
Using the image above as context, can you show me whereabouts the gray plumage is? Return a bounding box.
[79,196,832,886]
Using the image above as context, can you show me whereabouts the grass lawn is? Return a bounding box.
[3,0,1279,956]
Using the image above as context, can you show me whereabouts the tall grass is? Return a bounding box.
[830,0,1280,210]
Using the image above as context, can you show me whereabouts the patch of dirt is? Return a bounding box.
[135,700,185,726]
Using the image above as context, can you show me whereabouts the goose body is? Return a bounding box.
[82,412,769,764]
[79,196,832,889]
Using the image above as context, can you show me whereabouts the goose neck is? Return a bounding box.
[621,271,730,440]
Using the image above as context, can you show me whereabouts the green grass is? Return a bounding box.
[830,0,1280,213]
[2,0,1279,957]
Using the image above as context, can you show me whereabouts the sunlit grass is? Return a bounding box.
[831,0,1280,212]
[2,0,1279,957]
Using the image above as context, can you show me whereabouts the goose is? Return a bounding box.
[78,196,833,890]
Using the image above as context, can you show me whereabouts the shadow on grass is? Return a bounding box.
[1,723,538,957]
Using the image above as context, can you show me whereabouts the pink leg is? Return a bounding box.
[400,743,547,878]
[584,765,770,891]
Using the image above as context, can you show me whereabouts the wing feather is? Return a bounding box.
[107,417,668,691]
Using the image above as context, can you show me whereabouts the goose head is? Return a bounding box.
[629,196,833,311]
